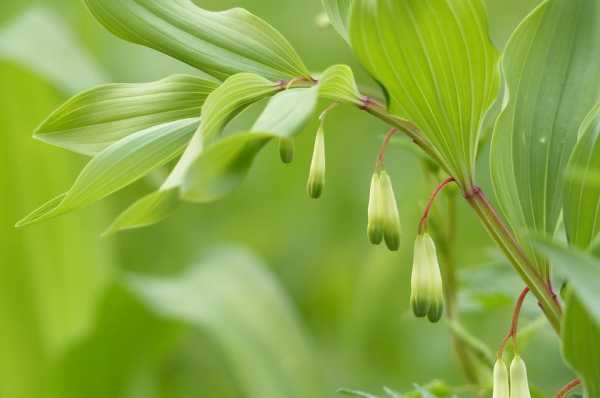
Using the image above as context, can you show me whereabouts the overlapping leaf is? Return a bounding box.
[84,0,311,81]
[490,0,600,247]
[182,87,319,203]
[350,0,500,186]
[564,102,600,249]
[321,0,353,43]
[319,64,362,106]
[533,239,600,397]
[127,248,325,398]
[35,75,218,155]
[17,118,199,227]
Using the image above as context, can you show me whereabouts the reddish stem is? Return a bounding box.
[376,128,399,167]
[555,379,582,398]
[418,177,456,234]
[497,287,530,358]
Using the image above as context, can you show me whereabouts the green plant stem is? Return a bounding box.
[359,96,563,335]
[465,188,562,334]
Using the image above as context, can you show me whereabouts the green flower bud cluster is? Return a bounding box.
[410,233,444,322]
[492,356,531,398]
[367,169,401,251]
[307,125,326,198]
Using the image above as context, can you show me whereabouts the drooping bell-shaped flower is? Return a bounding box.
[510,356,532,398]
[307,125,325,198]
[367,171,384,245]
[279,138,294,164]
[410,233,444,322]
[379,170,401,251]
[492,359,510,398]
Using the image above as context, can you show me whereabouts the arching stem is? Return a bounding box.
[497,287,530,358]
[555,379,581,398]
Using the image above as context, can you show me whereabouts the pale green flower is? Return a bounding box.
[367,171,384,245]
[493,359,510,398]
[307,125,325,198]
[410,233,444,322]
[510,356,532,398]
[379,170,401,251]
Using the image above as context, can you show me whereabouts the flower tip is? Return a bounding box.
[426,300,444,323]
[510,356,531,398]
[279,138,294,164]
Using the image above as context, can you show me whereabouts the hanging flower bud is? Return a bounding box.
[492,359,510,398]
[410,233,444,322]
[379,170,401,251]
[279,138,294,164]
[510,356,532,398]
[367,171,384,245]
[307,124,326,199]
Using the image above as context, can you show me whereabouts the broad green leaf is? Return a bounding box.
[182,88,318,203]
[35,75,218,155]
[350,0,500,185]
[84,0,311,81]
[564,102,600,249]
[562,296,600,398]
[321,0,353,43]
[490,0,600,246]
[0,7,107,94]
[127,248,325,398]
[319,64,362,106]
[17,118,199,227]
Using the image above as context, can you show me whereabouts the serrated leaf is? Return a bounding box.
[490,0,600,253]
[350,0,500,185]
[84,0,311,81]
[126,247,325,398]
[319,64,362,106]
[562,296,600,398]
[35,75,218,155]
[321,0,353,43]
[182,88,318,203]
[564,102,600,249]
[17,118,199,227]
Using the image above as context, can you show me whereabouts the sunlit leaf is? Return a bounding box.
[84,0,311,81]
[17,118,199,227]
[490,0,600,252]
[564,102,600,249]
[35,75,218,155]
[321,0,352,43]
[182,88,318,203]
[127,247,325,398]
[350,0,500,185]
[319,64,362,106]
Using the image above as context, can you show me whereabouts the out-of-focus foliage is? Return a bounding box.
[1,1,579,398]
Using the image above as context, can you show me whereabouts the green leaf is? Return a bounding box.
[102,188,179,236]
[17,118,199,227]
[562,296,600,398]
[338,389,381,398]
[197,73,280,140]
[564,102,600,249]
[84,0,311,81]
[182,88,319,203]
[349,0,500,185]
[319,64,362,106]
[35,75,218,155]
[490,0,600,244]
[533,238,600,325]
[321,0,353,43]
[127,247,325,398]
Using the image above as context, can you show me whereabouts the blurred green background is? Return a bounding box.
[0,1,572,397]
